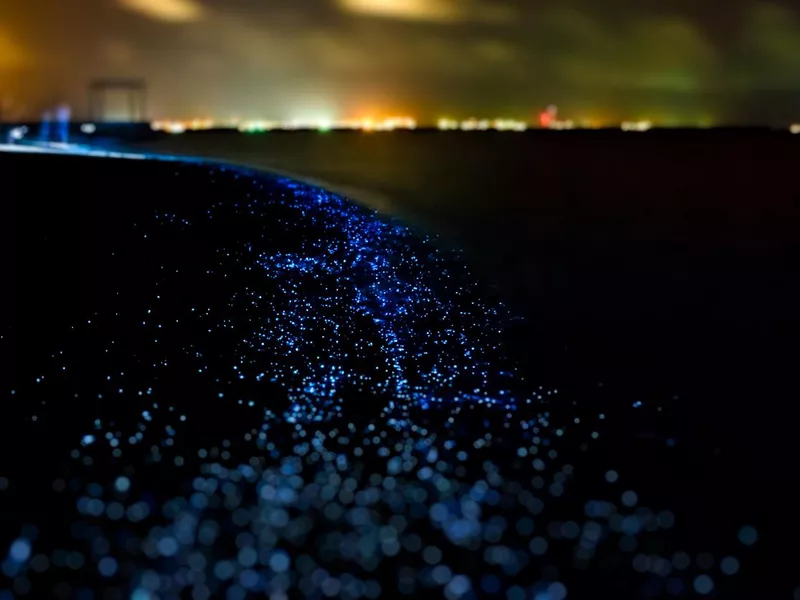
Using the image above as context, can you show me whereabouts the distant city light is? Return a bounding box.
[437,118,459,131]
[144,115,668,134]
[151,120,186,134]
[438,118,526,132]
[539,105,558,128]
[238,120,278,133]
[360,117,417,131]
[80,123,97,134]
[188,119,214,131]
[492,119,527,132]
[621,121,653,132]
[790,124,800,134]
[151,119,216,134]
[549,120,575,131]
[236,117,416,133]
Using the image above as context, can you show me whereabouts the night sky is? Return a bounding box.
[1,0,799,124]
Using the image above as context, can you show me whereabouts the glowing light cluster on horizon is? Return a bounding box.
[621,121,653,132]
[437,118,527,132]
[237,117,417,133]
[349,116,417,131]
[137,115,800,134]
[548,120,575,131]
[151,119,216,134]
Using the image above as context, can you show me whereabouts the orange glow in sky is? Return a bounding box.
[117,0,204,23]
[337,0,459,22]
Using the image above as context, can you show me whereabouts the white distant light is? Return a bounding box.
[790,124,800,135]
[81,123,97,134]
[9,126,27,141]
[621,121,652,132]
[550,120,575,131]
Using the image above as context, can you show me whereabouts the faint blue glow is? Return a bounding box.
[98,556,118,577]
[269,551,290,573]
[720,556,739,575]
[738,525,758,546]
[9,539,31,563]
[693,575,714,595]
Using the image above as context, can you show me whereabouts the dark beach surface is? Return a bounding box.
[4,131,799,598]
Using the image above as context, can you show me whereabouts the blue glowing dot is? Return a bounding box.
[693,575,714,595]
[720,556,739,575]
[238,547,257,568]
[529,537,548,556]
[9,539,31,563]
[157,536,179,557]
[737,525,758,546]
[621,490,638,507]
[214,561,235,580]
[98,556,118,577]
[446,575,471,596]
[507,586,526,600]
[605,470,619,483]
[269,551,290,573]
[547,582,567,600]
[131,588,150,600]
[114,476,131,493]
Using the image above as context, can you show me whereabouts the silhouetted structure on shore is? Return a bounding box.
[88,79,147,123]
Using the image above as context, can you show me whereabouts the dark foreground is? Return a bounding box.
[4,144,796,598]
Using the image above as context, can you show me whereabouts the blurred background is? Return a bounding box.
[1,0,799,126]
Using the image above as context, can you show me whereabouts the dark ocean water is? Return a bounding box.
[131,130,800,447]
[5,131,800,598]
